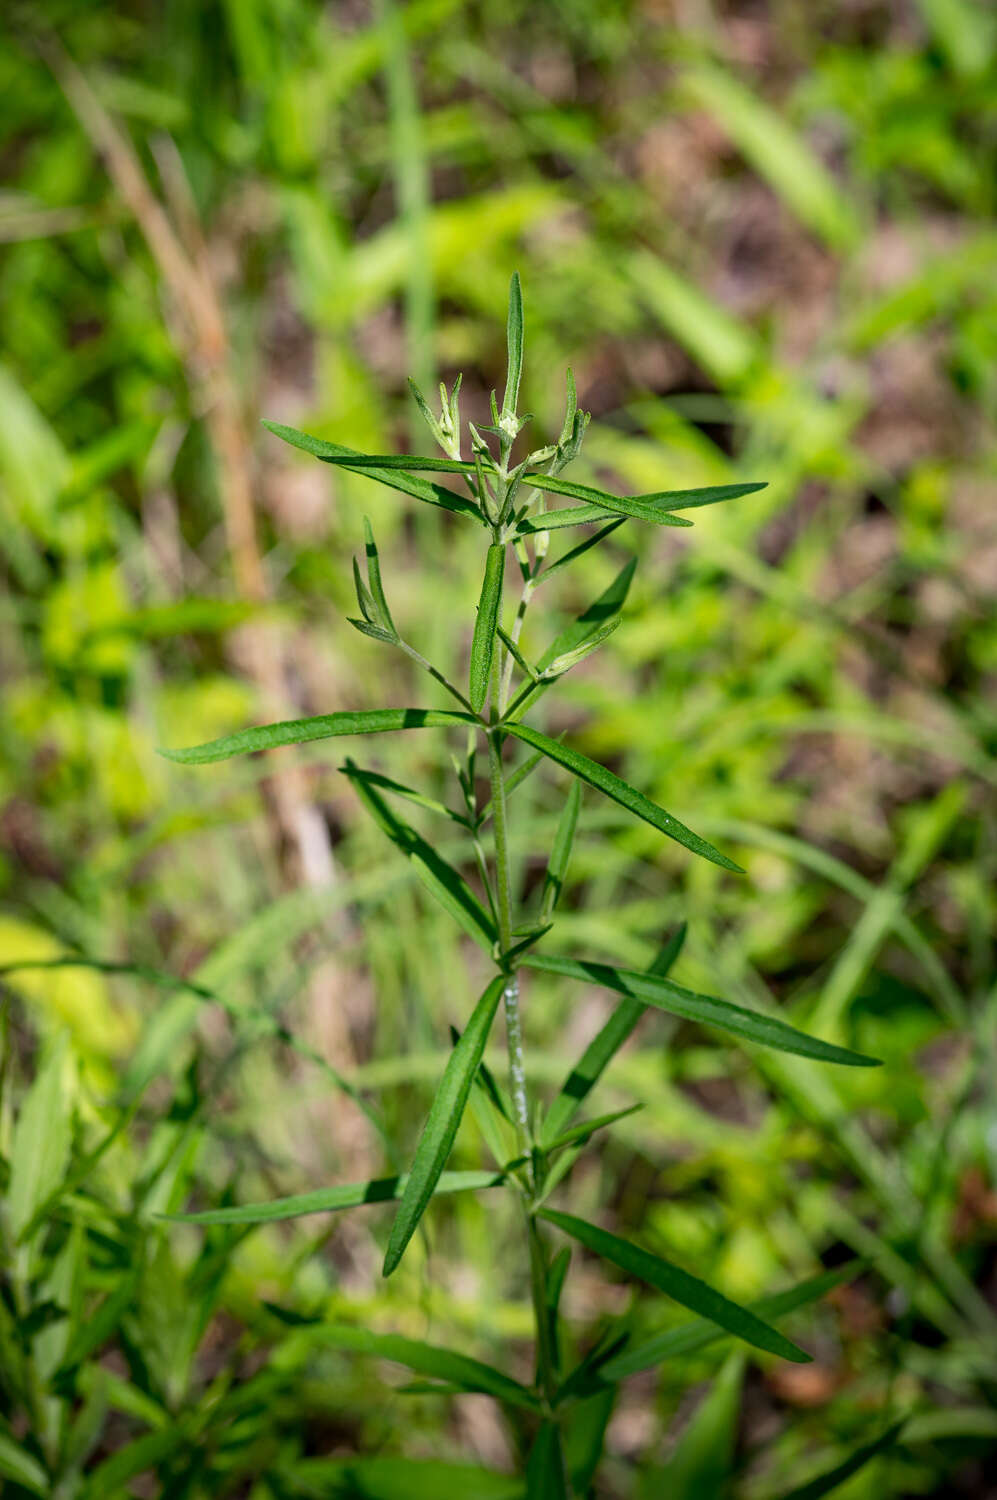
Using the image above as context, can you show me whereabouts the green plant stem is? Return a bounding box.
[526,1206,559,1404]
[487,718,529,1147]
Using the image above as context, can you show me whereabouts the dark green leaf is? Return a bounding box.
[525,953,879,1067]
[538,1209,811,1363]
[777,1420,906,1500]
[566,1387,616,1495]
[540,779,581,922]
[526,1422,568,1500]
[159,706,477,765]
[469,544,505,713]
[0,1433,48,1496]
[516,500,692,533]
[384,975,506,1275]
[263,422,474,472]
[524,472,767,514]
[315,1327,539,1411]
[349,617,398,645]
[538,560,636,672]
[262,421,482,519]
[504,723,744,872]
[541,924,686,1143]
[344,765,496,950]
[601,1262,865,1381]
[641,1353,743,1499]
[289,1456,522,1499]
[538,518,627,581]
[336,766,470,827]
[167,1170,504,1225]
[544,1104,643,1154]
[503,271,524,418]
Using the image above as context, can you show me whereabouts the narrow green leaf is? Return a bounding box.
[537,559,636,672]
[337,766,470,827]
[566,1386,616,1495]
[384,974,506,1275]
[0,1433,48,1496]
[526,1421,568,1500]
[524,472,766,517]
[469,544,505,714]
[344,765,497,950]
[544,1103,643,1154]
[525,953,879,1067]
[543,616,621,678]
[538,1209,811,1363]
[168,1170,504,1226]
[349,617,399,644]
[504,723,744,872]
[363,516,396,632]
[503,271,524,418]
[8,1034,72,1245]
[777,1420,906,1500]
[542,923,686,1143]
[538,518,627,581]
[290,1456,522,1499]
[541,779,582,920]
[262,420,482,519]
[497,624,539,682]
[159,706,477,765]
[642,1353,743,1499]
[601,1261,865,1381]
[516,500,692,533]
[264,423,474,472]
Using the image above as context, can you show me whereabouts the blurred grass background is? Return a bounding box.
[0,1,995,1495]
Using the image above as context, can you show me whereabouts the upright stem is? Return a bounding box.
[487,716,529,1148]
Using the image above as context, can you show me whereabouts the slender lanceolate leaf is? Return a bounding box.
[523,472,767,515]
[538,518,627,581]
[337,766,470,826]
[262,421,482,519]
[516,499,692,533]
[542,924,686,1143]
[469,544,505,713]
[288,450,477,474]
[537,558,636,673]
[344,765,497,950]
[167,1171,505,1225]
[647,1353,743,1498]
[776,1420,906,1500]
[538,1209,811,1363]
[504,723,744,872]
[524,953,880,1067]
[503,271,524,418]
[384,975,506,1276]
[0,1433,48,1496]
[540,779,582,919]
[363,516,396,633]
[313,1328,540,1411]
[600,1262,865,1381]
[526,1422,568,1500]
[159,706,477,765]
[543,1104,643,1154]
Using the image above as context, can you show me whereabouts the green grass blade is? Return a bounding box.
[503,723,744,872]
[540,778,582,919]
[503,270,524,418]
[543,1104,643,1154]
[167,1170,504,1225]
[601,1262,863,1381]
[538,1209,811,1363]
[159,707,477,765]
[0,1433,49,1496]
[337,766,470,826]
[345,764,497,950]
[776,1420,907,1500]
[469,544,505,713]
[262,420,482,519]
[524,953,879,1067]
[384,974,506,1275]
[264,423,474,472]
[541,923,686,1143]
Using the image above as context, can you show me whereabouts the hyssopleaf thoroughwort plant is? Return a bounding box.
[162,276,881,1493]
